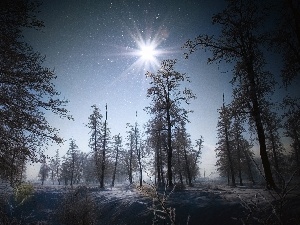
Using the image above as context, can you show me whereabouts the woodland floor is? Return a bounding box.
[2,181,300,225]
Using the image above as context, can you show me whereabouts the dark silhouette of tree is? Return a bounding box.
[0,0,71,182]
[100,104,109,188]
[86,104,110,188]
[282,96,300,172]
[125,123,137,184]
[145,59,195,186]
[111,134,121,187]
[145,116,166,186]
[172,122,198,186]
[262,108,285,179]
[271,0,300,86]
[54,149,61,185]
[134,112,143,187]
[87,105,103,185]
[39,158,50,185]
[215,96,236,187]
[67,139,79,187]
[183,0,277,189]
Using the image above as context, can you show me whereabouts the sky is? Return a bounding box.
[24,0,296,179]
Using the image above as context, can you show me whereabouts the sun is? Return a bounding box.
[110,26,176,81]
[139,45,156,61]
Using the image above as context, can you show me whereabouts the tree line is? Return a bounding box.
[38,90,203,188]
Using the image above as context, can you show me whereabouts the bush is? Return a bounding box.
[14,183,34,204]
[57,186,97,225]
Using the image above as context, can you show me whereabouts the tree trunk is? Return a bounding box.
[159,145,165,185]
[225,124,236,187]
[236,140,243,186]
[100,121,107,188]
[112,142,119,187]
[243,149,255,185]
[129,135,133,184]
[176,148,183,185]
[292,127,300,171]
[166,95,173,187]
[156,137,161,185]
[247,66,276,189]
[270,133,280,174]
[183,145,192,186]
[136,126,143,187]
[100,105,108,188]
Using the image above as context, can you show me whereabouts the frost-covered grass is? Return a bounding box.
[1,180,299,224]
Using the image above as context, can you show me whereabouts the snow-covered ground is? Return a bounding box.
[2,181,300,225]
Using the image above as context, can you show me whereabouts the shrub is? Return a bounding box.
[57,186,97,225]
[14,183,34,205]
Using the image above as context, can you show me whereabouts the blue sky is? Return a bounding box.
[25,0,296,179]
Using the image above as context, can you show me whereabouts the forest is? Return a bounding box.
[1,0,300,224]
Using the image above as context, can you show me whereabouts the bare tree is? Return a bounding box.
[183,0,277,189]
[0,0,71,183]
[145,59,195,186]
[111,134,121,187]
